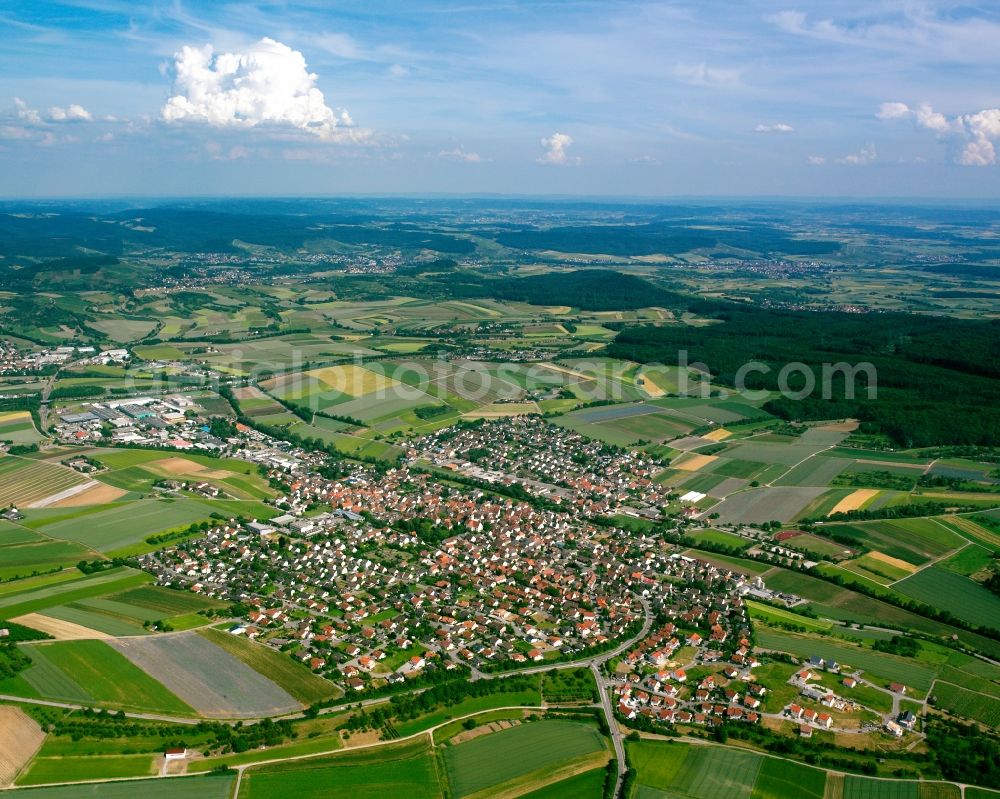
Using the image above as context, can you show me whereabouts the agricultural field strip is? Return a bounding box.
[885,539,972,586]
[109,632,302,719]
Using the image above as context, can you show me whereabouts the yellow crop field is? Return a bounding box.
[308,365,399,396]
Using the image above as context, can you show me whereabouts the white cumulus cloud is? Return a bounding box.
[755,123,794,133]
[876,102,911,121]
[48,104,92,122]
[14,98,41,124]
[878,101,1000,165]
[838,142,876,165]
[438,146,482,163]
[14,98,93,124]
[537,132,580,166]
[162,37,364,142]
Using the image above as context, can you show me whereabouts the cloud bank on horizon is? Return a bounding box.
[1,1,999,196]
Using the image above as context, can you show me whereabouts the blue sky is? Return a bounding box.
[1,1,999,197]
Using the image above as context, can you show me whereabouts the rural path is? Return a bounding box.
[0,694,203,725]
[6,704,551,794]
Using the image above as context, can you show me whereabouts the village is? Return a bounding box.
[132,414,923,746]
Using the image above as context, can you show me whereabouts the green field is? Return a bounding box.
[239,739,442,799]
[745,600,833,632]
[628,740,762,799]
[819,518,965,567]
[0,539,95,581]
[519,767,607,799]
[17,755,155,786]
[750,756,827,799]
[931,680,1000,727]
[754,628,937,693]
[0,411,44,444]
[892,565,1000,630]
[626,740,967,799]
[444,720,607,798]
[106,585,223,617]
[689,529,751,551]
[0,568,151,618]
[199,627,340,705]
[6,775,235,798]
[15,639,195,714]
[842,776,961,798]
[27,499,221,552]
[393,680,543,737]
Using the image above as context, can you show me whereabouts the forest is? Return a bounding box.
[607,301,1000,447]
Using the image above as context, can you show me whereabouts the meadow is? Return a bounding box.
[627,739,761,799]
[753,628,938,693]
[0,539,94,581]
[5,774,235,797]
[0,411,44,444]
[817,518,965,567]
[239,739,442,799]
[17,755,155,786]
[520,767,607,799]
[443,719,608,798]
[391,680,543,738]
[892,565,1000,630]
[25,499,213,552]
[0,568,151,618]
[626,740,970,799]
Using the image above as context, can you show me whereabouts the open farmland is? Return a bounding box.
[0,707,44,786]
[90,449,276,500]
[518,767,607,799]
[892,565,1000,630]
[239,739,442,799]
[754,628,937,693]
[816,518,966,567]
[444,720,608,798]
[931,680,1000,727]
[0,538,94,581]
[711,486,828,523]
[4,774,235,798]
[749,756,827,799]
[0,411,44,445]
[199,627,340,704]
[842,776,961,798]
[773,456,849,486]
[14,639,194,714]
[110,631,301,718]
[106,585,222,616]
[0,457,87,508]
[0,568,151,619]
[25,498,240,552]
[627,739,762,799]
[17,755,155,786]
[37,602,150,637]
